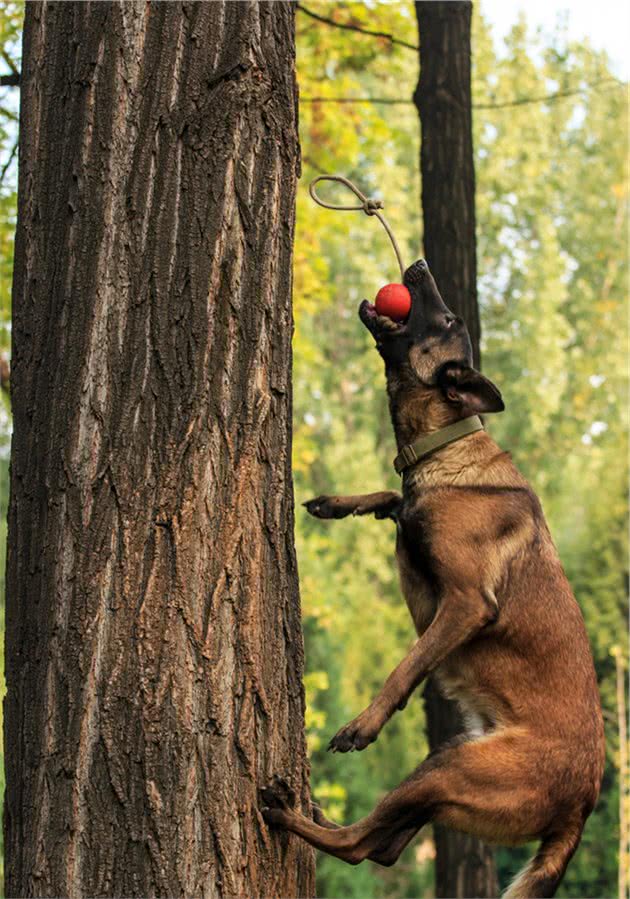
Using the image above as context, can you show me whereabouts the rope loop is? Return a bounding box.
[308,174,405,281]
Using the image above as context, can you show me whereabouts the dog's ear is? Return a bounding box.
[437,364,504,414]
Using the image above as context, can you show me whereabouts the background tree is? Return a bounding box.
[414,3,496,896]
[3,3,314,897]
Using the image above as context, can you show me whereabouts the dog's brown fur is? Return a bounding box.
[262,261,604,898]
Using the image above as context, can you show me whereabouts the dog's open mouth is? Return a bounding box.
[359,300,405,336]
[360,301,378,324]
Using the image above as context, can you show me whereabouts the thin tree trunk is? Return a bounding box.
[415,0,481,367]
[616,650,629,899]
[414,3,497,896]
[4,3,315,897]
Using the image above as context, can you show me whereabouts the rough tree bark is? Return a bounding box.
[4,3,315,897]
[414,3,498,896]
[415,0,481,368]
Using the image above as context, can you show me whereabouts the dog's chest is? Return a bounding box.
[395,521,437,635]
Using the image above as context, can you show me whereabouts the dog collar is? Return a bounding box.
[393,415,484,475]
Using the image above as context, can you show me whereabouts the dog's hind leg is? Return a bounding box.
[262,778,425,865]
[310,802,419,867]
[311,803,418,868]
[263,728,574,888]
[311,803,340,829]
[367,825,422,867]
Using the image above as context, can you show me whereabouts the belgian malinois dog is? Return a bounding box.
[262,260,604,898]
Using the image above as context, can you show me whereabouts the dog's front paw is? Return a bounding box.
[260,776,295,827]
[328,710,383,753]
[304,495,351,519]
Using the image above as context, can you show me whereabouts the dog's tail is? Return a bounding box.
[503,826,582,899]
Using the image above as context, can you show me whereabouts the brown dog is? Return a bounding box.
[262,260,604,898]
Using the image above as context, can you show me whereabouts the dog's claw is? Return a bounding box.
[260,777,297,828]
[260,776,295,810]
[261,787,282,808]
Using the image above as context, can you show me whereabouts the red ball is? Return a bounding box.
[374,283,411,322]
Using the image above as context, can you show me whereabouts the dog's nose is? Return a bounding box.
[403,259,430,287]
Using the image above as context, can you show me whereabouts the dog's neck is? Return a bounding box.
[387,377,460,451]
[386,374,517,490]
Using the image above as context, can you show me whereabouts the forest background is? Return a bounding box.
[0,2,627,898]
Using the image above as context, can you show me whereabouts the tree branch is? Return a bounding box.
[1,50,19,77]
[296,3,418,51]
[0,73,20,87]
[301,96,410,105]
[0,138,18,185]
[473,77,623,109]
[300,77,625,110]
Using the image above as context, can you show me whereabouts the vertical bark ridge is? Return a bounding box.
[5,3,314,897]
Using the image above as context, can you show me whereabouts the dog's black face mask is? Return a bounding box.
[359,259,473,383]
[359,260,504,415]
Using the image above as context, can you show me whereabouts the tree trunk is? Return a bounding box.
[415,0,481,367]
[4,3,315,897]
[414,3,497,896]
[615,650,629,899]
